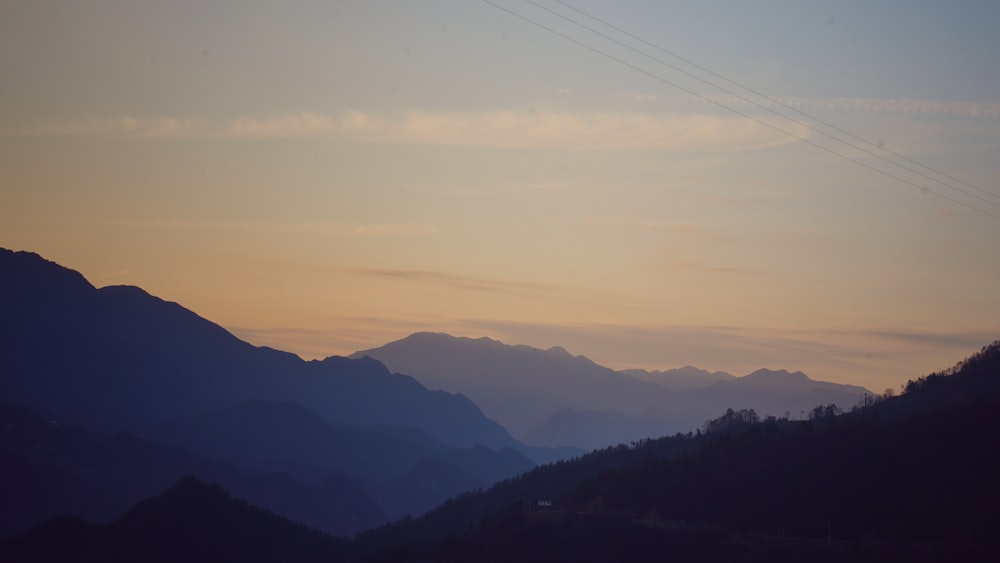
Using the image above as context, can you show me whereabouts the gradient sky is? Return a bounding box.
[2,0,999,392]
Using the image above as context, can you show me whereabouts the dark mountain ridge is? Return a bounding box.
[0,248,515,449]
[0,475,352,563]
[0,402,386,540]
[0,248,537,537]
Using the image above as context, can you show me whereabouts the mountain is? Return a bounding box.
[0,476,352,563]
[619,365,735,389]
[353,332,628,438]
[0,248,538,537]
[149,400,534,521]
[353,332,871,449]
[0,403,384,540]
[0,248,515,449]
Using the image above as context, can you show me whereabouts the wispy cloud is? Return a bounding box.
[5,109,809,150]
[7,116,205,137]
[707,95,1000,118]
[675,260,736,274]
[340,267,564,294]
[818,327,997,350]
[88,217,438,237]
[580,218,740,244]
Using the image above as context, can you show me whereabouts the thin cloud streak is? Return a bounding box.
[5,110,809,150]
[86,217,438,237]
[675,260,736,274]
[818,327,998,351]
[340,267,566,294]
[5,116,204,138]
[335,267,661,314]
[624,92,658,102]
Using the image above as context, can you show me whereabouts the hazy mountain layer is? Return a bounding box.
[354,332,871,449]
[619,365,736,389]
[149,399,534,522]
[354,332,628,437]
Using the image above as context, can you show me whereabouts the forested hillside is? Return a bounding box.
[357,341,1000,562]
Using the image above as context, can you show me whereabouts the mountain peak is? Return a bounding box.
[97,284,153,298]
[0,247,95,298]
[545,345,572,358]
[743,368,809,382]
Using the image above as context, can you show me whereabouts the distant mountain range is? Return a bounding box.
[353,332,872,449]
[0,248,535,538]
[619,365,736,389]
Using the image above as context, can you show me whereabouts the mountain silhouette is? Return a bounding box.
[0,248,516,449]
[149,399,534,521]
[619,365,735,389]
[353,332,870,449]
[0,403,384,540]
[0,476,351,563]
[0,248,540,538]
[353,332,623,438]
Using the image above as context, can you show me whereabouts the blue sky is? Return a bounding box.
[2,1,998,390]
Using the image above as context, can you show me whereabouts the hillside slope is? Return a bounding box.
[0,248,516,449]
[0,476,352,563]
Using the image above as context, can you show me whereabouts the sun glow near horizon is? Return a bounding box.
[2,0,998,393]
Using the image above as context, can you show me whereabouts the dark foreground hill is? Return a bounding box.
[0,476,351,563]
[0,248,534,538]
[0,399,533,540]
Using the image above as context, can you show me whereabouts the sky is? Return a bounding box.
[2,0,999,392]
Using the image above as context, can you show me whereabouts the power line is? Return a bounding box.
[532,0,1000,210]
[478,0,1000,222]
[554,0,1000,206]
